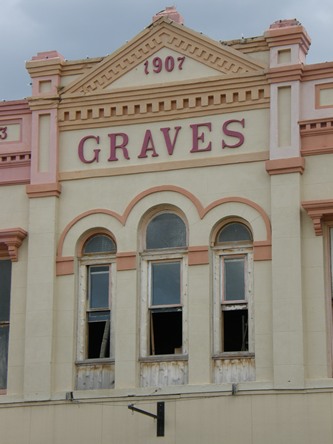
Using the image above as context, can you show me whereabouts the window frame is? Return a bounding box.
[0,258,11,391]
[77,234,116,363]
[140,210,188,358]
[212,221,254,356]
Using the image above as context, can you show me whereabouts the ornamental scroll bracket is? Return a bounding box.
[0,228,27,261]
[302,200,333,236]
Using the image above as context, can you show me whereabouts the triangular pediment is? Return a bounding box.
[62,18,266,96]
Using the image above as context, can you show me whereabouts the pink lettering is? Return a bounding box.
[138,130,159,158]
[190,123,212,152]
[108,133,130,161]
[222,119,245,149]
[78,135,100,163]
[160,126,181,155]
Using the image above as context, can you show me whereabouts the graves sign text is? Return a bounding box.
[78,119,245,164]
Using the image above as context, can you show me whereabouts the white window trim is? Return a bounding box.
[77,254,116,362]
[212,246,253,356]
[140,249,188,358]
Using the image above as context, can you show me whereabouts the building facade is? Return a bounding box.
[1,7,333,443]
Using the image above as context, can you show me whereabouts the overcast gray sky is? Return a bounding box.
[1,0,332,101]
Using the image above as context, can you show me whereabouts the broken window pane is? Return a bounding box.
[0,325,9,389]
[146,213,186,249]
[151,261,181,306]
[88,317,110,359]
[87,265,110,359]
[150,309,182,355]
[215,221,252,356]
[223,309,248,352]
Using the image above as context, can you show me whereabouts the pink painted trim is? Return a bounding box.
[31,50,65,61]
[57,186,272,261]
[0,228,27,261]
[253,241,272,261]
[30,110,58,185]
[116,252,137,271]
[76,228,116,258]
[188,246,209,265]
[0,163,30,185]
[56,257,74,276]
[26,182,61,198]
[300,118,333,156]
[0,118,23,144]
[265,157,305,175]
[315,83,333,109]
[57,209,123,259]
[302,199,333,236]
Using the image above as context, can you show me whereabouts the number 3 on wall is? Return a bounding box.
[144,56,185,75]
[0,127,7,140]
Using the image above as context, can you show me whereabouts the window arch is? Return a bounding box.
[217,222,252,244]
[146,212,187,250]
[141,210,188,357]
[83,234,116,255]
[77,232,117,363]
[213,220,254,354]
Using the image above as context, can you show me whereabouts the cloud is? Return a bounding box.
[0,0,332,100]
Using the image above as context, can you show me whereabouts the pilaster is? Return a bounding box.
[264,20,310,387]
[23,196,58,400]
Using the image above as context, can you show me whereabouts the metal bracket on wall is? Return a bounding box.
[128,401,165,437]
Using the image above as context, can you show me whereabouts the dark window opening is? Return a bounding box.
[223,310,248,352]
[88,317,110,359]
[0,259,11,390]
[150,309,182,355]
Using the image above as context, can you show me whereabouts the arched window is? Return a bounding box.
[141,211,188,357]
[213,221,253,354]
[78,233,116,362]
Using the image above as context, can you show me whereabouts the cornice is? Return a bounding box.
[0,100,31,117]
[26,96,61,111]
[58,73,269,130]
[302,62,333,81]
[265,157,305,175]
[300,118,333,156]
[265,64,304,83]
[220,36,269,55]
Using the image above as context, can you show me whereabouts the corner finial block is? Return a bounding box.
[153,6,184,24]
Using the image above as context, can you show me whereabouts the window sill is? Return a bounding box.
[76,358,115,366]
[139,354,188,363]
[212,352,255,360]
[0,389,6,395]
